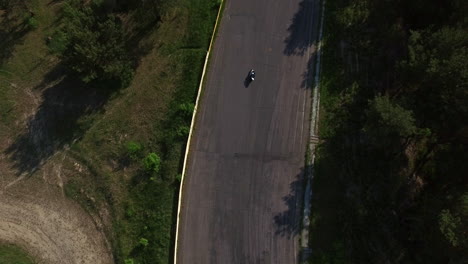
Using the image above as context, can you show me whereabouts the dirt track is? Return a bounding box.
[0,183,113,264]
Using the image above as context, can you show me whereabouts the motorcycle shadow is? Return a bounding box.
[244,77,252,88]
[244,72,254,88]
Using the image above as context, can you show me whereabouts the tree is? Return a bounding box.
[58,0,133,87]
[363,96,417,146]
[313,0,468,263]
[402,27,468,136]
[439,209,462,247]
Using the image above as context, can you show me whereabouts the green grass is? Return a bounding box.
[0,244,36,264]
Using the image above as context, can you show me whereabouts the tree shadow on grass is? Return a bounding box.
[273,166,308,238]
[4,64,114,175]
[283,0,316,56]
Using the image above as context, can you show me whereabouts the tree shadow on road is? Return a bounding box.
[4,64,114,176]
[283,0,318,91]
[244,71,254,88]
[283,0,316,56]
[301,55,315,89]
[273,166,308,238]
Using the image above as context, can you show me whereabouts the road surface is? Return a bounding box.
[177,0,320,262]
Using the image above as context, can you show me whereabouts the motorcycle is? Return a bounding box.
[249,69,255,81]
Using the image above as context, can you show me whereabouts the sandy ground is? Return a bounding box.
[0,180,113,264]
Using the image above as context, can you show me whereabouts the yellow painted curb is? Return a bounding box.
[173,1,225,263]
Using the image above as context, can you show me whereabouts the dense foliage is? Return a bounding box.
[46,0,176,88]
[312,0,467,263]
[0,0,20,9]
[48,0,133,87]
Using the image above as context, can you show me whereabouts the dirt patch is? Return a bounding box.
[0,179,113,264]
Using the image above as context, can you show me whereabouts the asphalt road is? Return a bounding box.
[177,0,320,263]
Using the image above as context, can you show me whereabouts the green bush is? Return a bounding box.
[139,237,149,247]
[25,16,39,29]
[175,173,182,182]
[125,204,136,218]
[126,141,142,161]
[177,102,195,119]
[143,153,161,174]
[176,125,190,138]
[124,259,134,264]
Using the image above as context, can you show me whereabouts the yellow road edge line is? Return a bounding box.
[173,1,225,263]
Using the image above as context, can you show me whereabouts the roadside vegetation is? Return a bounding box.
[0,0,219,263]
[309,0,467,263]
